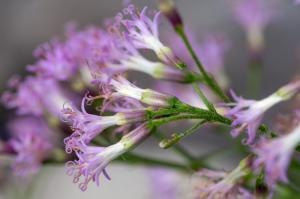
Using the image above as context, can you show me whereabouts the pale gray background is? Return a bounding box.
[0,0,300,198]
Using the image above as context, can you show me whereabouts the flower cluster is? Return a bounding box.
[1,1,300,198]
[253,117,300,189]
[7,117,53,177]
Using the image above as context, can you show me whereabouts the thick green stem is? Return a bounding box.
[175,25,230,102]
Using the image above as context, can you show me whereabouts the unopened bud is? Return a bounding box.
[157,0,183,28]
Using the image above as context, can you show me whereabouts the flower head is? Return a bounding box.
[7,117,53,177]
[253,123,300,189]
[230,0,277,52]
[90,33,189,82]
[93,73,176,108]
[193,158,253,199]
[197,34,230,87]
[66,124,151,191]
[63,99,146,152]
[2,77,71,117]
[226,80,300,144]
[115,5,180,66]
[1,77,44,116]
[148,168,181,199]
[28,40,77,80]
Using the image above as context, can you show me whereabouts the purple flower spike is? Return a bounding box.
[66,124,151,191]
[253,124,300,189]
[7,117,53,177]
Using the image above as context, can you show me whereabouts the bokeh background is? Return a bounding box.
[0,0,300,198]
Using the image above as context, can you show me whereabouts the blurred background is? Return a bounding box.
[0,0,300,198]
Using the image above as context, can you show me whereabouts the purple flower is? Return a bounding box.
[2,77,44,115]
[93,73,175,107]
[62,99,147,152]
[28,40,77,81]
[2,77,71,117]
[231,0,277,52]
[115,5,180,65]
[194,158,253,199]
[232,0,273,31]
[253,123,300,189]
[89,33,188,82]
[65,124,151,191]
[165,31,229,87]
[148,168,180,199]
[197,34,230,87]
[226,81,300,144]
[7,117,53,177]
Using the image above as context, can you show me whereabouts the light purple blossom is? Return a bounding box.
[7,117,53,177]
[1,77,44,116]
[28,40,77,80]
[226,81,300,144]
[62,99,146,152]
[115,5,180,65]
[253,123,300,189]
[166,31,230,87]
[231,0,277,52]
[197,34,230,87]
[2,77,71,117]
[93,73,175,107]
[89,33,187,82]
[232,0,274,31]
[148,168,180,199]
[194,160,253,199]
[65,124,151,191]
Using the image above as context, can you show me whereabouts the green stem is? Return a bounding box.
[118,152,191,172]
[175,25,230,102]
[247,55,263,98]
[159,120,206,148]
[192,83,216,112]
[149,114,202,127]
